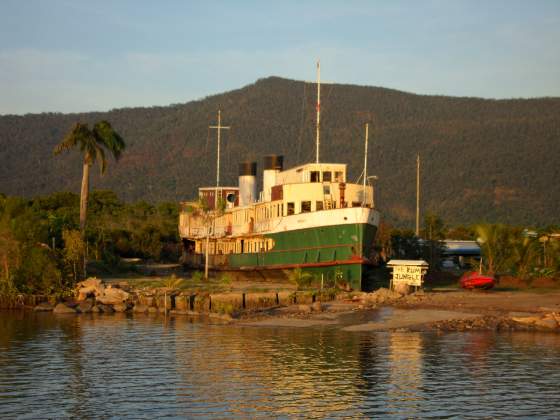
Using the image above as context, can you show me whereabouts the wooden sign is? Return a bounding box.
[388,260,428,288]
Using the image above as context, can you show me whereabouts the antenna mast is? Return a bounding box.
[209,109,230,206]
[362,123,369,206]
[415,153,420,237]
[315,60,321,164]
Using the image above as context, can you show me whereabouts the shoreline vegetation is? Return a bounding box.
[1,190,558,295]
[1,187,559,334]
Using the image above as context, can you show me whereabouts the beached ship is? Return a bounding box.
[178,64,380,290]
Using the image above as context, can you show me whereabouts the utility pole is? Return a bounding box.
[416,153,420,237]
[362,123,369,206]
[315,60,321,164]
[209,110,230,208]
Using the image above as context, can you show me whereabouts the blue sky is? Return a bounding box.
[1,0,559,114]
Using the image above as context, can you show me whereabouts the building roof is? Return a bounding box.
[387,259,429,266]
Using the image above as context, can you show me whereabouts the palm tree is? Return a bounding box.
[474,224,512,274]
[54,121,125,234]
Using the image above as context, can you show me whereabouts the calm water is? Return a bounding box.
[1,312,560,419]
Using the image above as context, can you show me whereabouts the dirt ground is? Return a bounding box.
[240,289,560,332]
[399,289,560,315]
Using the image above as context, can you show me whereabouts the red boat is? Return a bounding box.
[460,271,495,289]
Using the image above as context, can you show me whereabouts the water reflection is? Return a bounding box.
[1,312,560,418]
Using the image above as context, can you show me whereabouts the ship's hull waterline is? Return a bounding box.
[183,216,378,291]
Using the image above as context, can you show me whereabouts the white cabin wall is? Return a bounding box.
[262,169,278,202]
[275,163,347,185]
[239,175,257,206]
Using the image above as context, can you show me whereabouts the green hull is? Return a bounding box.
[193,223,377,291]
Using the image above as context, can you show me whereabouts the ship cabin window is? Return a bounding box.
[310,171,320,182]
[301,201,311,213]
[316,201,323,211]
[322,171,332,182]
[334,171,344,182]
[287,202,295,215]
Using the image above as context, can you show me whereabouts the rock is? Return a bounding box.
[210,293,244,314]
[511,316,540,325]
[535,318,558,330]
[174,295,190,311]
[294,291,315,305]
[169,309,188,315]
[278,291,295,306]
[133,304,148,314]
[53,303,76,314]
[311,301,324,312]
[76,300,94,313]
[393,283,411,295]
[549,312,560,323]
[365,288,403,304]
[97,304,115,313]
[148,307,158,313]
[193,294,211,312]
[91,305,101,313]
[96,286,129,305]
[113,303,128,313]
[298,304,312,314]
[76,277,105,301]
[33,302,54,312]
[208,312,234,322]
[138,295,155,307]
[245,292,278,310]
[116,281,131,291]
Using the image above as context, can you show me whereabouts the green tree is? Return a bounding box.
[474,224,512,274]
[421,213,447,268]
[0,222,20,295]
[53,121,125,234]
[390,229,422,259]
[422,213,446,240]
[510,236,539,278]
[62,229,85,283]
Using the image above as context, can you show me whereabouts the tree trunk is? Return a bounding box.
[80,161,90,279]
[204,233,210,280]
[80,161,90,233]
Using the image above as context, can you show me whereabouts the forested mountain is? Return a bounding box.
[1,77,559,226]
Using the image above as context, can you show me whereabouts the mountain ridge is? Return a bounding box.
[1,76,559,227]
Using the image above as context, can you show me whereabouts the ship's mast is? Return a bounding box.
[362,123,369,205]
[315,60,321,164]
[209,109,230,207]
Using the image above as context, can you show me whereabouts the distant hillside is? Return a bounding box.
[1,77,559,226]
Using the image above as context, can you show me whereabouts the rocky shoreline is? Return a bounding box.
[5,278,560,333]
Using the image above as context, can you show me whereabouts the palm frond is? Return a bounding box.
[93,120,126,160]
[95,146,107,174]
[53,123,83,155]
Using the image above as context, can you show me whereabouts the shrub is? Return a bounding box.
[288,267,314,290]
